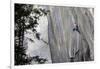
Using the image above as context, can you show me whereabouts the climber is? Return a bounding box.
[73,24,80,33]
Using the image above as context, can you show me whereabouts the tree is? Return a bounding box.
[14,3,49,65]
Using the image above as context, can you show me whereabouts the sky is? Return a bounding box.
[24,6,52,64]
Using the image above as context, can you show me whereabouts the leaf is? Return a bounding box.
[36,33,40,40]
[33,8,41,15]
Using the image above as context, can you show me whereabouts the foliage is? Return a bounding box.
[14,3,49,65]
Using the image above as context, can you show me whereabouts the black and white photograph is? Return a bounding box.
[14,3,94,65]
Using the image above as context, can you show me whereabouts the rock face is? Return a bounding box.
[47,6,94,63]
[23,5,94,64]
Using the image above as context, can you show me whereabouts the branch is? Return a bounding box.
[41,38,48,45]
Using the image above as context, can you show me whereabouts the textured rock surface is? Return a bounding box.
[23,5,94,64]
[47,6,94,63]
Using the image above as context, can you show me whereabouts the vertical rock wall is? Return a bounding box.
[47,6,94,63]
